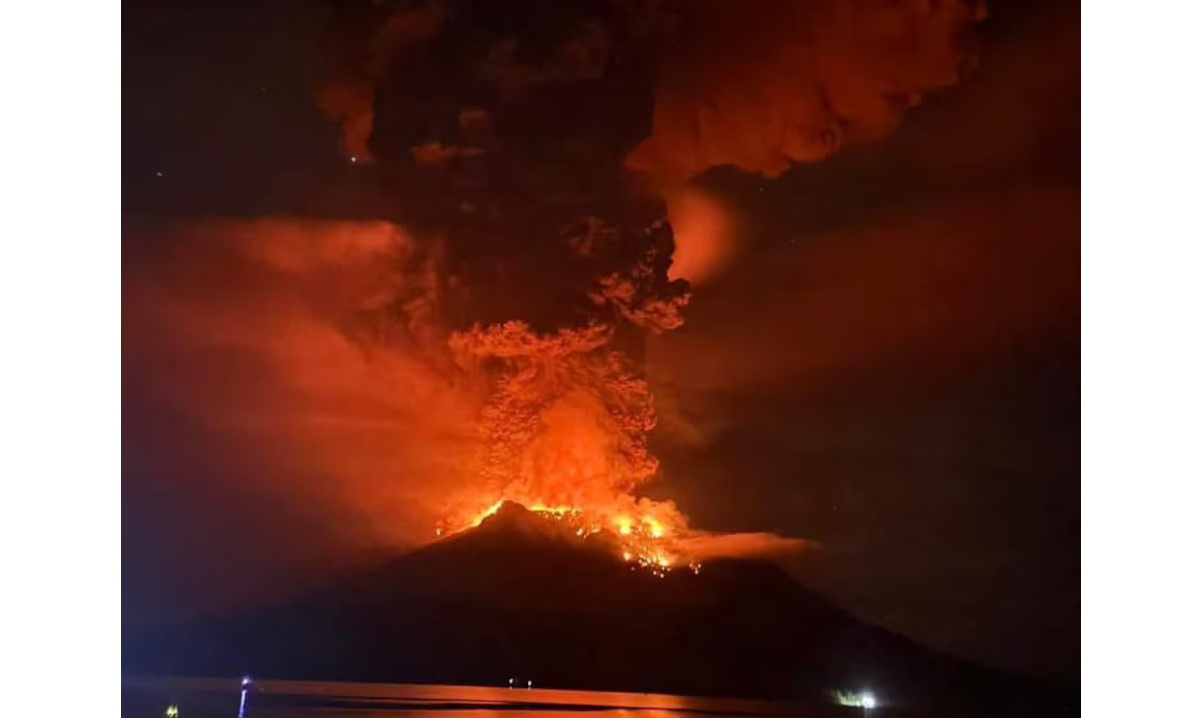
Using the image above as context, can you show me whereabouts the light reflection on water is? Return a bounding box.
[265,712,700,718]
[122,677,800,718]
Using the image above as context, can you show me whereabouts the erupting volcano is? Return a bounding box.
[123,0,1081,712]
[293,0,992,575]
[126,0,992,578]
[127,498,1067,712]
[439,315,696,573]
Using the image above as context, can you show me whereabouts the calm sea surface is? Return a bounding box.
[122,677,813,718]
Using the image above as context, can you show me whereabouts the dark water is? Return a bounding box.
[122,677,811,718]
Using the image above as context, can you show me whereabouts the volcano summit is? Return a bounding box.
[126,503,1067,716]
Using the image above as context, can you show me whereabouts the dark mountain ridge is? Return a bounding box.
[125,503,1071,716]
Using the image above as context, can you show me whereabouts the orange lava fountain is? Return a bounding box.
[453,499,698,576]
[436,320,699,575]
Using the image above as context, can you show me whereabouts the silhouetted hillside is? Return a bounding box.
[126,503,1073,716]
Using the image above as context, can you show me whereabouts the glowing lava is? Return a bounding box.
[445,498,690,575]
[438,319,699,574]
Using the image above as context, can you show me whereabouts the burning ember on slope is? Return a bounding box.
[451,499,700,576]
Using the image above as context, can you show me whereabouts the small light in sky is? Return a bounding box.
[527,680,532,689]
[350,156,358,164]
[155,171,163,177]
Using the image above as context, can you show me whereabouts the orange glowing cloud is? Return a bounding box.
[664,186,740,286]
[627,0,987,179]
[124,216,819,576]
[677,532,817,561]
[124,218,483,548]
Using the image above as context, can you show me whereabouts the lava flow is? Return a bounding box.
[441,499,700,577]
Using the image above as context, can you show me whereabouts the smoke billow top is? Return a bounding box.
[127,0,984,569]
[629,0,987,179]
[319,0,986,178]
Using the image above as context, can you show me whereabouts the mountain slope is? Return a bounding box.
[125,503,1067,714]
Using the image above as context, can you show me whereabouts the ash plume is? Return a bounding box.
[129,0,987,576]
[313,0,985,309]
[317,0,985,178]
[628,0,987,179]
[317,0,447,161]
[124,218,483,549]
[124,215,698,570]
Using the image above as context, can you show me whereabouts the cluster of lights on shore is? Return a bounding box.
[831,689,878,711]
[439,500,701,576]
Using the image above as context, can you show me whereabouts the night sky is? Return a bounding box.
[123,0,1079,679]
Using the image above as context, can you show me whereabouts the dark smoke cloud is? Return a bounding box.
[649,0,1079,408]
[318,0,985,181]
[627,0,987,179]
[644,184,1078,673]
[317,0,448,161]
[644,0,1079,675]
[639,0,988,285]
[648,186,1078,398]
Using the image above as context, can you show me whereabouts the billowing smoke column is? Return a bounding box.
[320,0,986,177]
[629,0,987,179]
[303,0,985,563]
[442,224,692,547]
